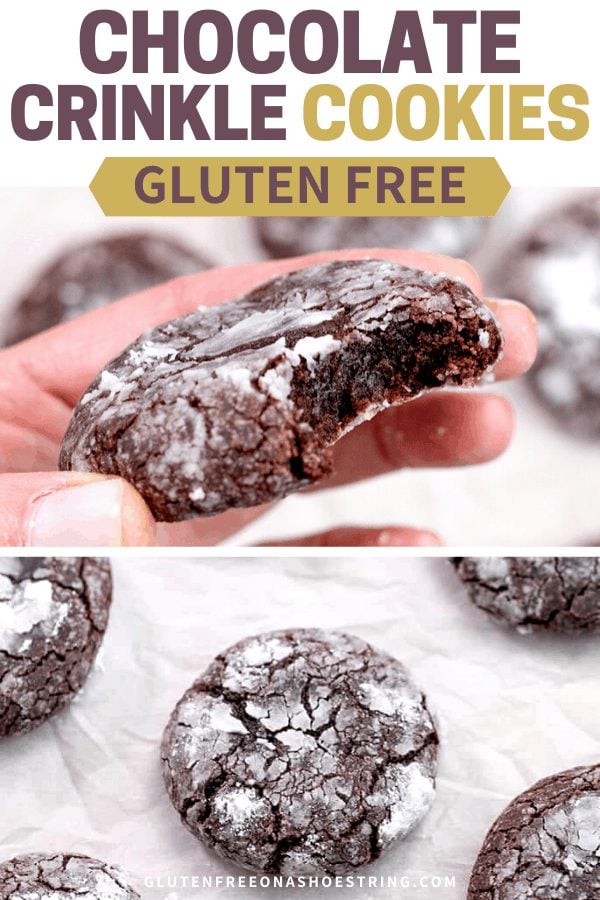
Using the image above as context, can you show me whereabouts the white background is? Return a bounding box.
[1,557,598,899]
[0,0,598,187]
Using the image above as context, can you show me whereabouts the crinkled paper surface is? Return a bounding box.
[1,557,598,899]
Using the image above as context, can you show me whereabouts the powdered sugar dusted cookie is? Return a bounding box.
[161,628,439,875]
[468,765,600,899]
[255,216,484,260]
[506,192,600,437]
[60,259,502,522]
[0,853,140,900]
[452,557,600,633]
[0,557,111,737]
[4,232,211,346]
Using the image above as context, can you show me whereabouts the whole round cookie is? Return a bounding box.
[4,232,212,345]
[505,191,600,437]
[0,557,112,737]
[468,764,600,899]
[60,259,502,521]
[452,557,600,633]
[0,853,140,900]
[161,628,439,875]
[255,216,484,260]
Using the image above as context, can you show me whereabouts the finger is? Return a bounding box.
[326,392,514,487]
[486,299,537,381]
[4,249,482,408]
[0,473,156,547]
[261,526,444,547]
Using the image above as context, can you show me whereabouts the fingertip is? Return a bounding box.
[487,298,538,379]
[470,393,515,463]
[376,527,444,547]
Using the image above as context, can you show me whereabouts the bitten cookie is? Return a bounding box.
[4,232,211,345]
[60,259,503,521]
[255,216,484,260]
[0,557,112,737]
[504,191,600,437]
[452,557,600,633]
[468,765,600,899]
[161,628,439,876]
[0,853,140,900]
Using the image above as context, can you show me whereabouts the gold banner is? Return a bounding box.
[90,157,510,217]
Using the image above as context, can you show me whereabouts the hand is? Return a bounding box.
[0,248,537,547]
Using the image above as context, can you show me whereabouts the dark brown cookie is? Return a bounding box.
[0,853,140,900]
[504,192,600,437]
[161,628,439,876]
[59,259,502,522]
[4,232,212,345]
[0,557,112,737]
[452,557,600,633]
[255,216,485,260]
[468,765,600,899]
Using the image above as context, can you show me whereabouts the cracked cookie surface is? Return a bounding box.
[504,191,600,437]
[0,853,139,900]
[0,558,112,737]
[468,765,600,900]
[161,628,439,875]
[60,259,502,522]
[452,557,600,633]
[4,232,211,346]
[255,216,484,260]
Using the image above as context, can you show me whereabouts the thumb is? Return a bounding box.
[0,473,156,547]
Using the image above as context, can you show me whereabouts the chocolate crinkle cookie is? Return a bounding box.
[161,628,439,876]
[0,557,111,737]
[4,232,212,346]
[255,216,484,260]
[0,853,140,900]
[468,764,600,900]
[60,259,502,522]
[504,191,600,437]
[452,557,600,633]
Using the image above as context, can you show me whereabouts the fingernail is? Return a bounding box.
[413,530,444,547]
[376,529,444,547]
[28,480,126,547]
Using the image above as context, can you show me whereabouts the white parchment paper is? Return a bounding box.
[1,557,598,899]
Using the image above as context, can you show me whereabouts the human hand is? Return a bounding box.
[0,248,537,547]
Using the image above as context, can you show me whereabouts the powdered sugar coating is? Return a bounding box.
[506,191,600,437]
[468,765,600,900]
[161,628,438,875]
[0,853,139,900]
[452,557,600,633]
[0,558,112,737]
[60,259,502,522]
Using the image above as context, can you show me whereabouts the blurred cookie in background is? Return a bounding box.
[504,191,600,437]
[4,231,213,345]
[254,216,485,260]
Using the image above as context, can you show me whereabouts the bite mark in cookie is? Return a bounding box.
[60,259,502,521]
